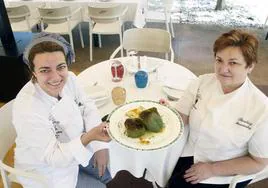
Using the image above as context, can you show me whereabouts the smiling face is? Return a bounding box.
[32,51,68,98]
[215,47,254,94]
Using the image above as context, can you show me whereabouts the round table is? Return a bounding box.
[77,56,196,187]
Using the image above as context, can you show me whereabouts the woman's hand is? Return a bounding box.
[159,98,169,105]
[94,149,109,177]
[81,122,111,146]
[160,98,189,125]
[184,162,214,184]
[91,122,111,142]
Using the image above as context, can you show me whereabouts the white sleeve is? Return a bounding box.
[72,73,109,152]
[13,113,92,168]
[83,97,110,152]
[249,113,268,158]
[175,77,200,115]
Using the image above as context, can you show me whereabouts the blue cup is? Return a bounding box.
[134,70,148,88]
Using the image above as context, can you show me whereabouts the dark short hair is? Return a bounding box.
[213,29,259,67]
[28,41,66,72]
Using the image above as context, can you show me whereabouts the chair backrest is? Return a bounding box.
[0,100,15,188]
[0,100,50,188]
[123,28,174,61]
[88,5,127,23]
[6,5,30,23]
[250,166,268,184]
[38,6,71,24]
[0,100,15,161]
[123,28,171,53]
[107,170,153,188]
[228,166,268,188]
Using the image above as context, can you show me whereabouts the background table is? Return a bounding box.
[77,57,196,187]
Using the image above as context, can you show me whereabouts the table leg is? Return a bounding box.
[93,34,99,47]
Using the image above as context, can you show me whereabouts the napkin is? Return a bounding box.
[89,91,107,100]
[84,86,108,101]
[158,65,193,91]
[163,78,188,91]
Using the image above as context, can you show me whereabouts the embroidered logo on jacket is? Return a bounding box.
[49,115,63,139]
[235,118,253,130]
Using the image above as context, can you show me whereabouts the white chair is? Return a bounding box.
[0,100,48,188]
[145,0,175,38]
[38,6,84,51]
[87,5,128,61]
[6,5,38,32]
[228,166,268,188]
[110,28,174,62]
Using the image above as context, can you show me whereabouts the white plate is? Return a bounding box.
[84,85,109,108]
[107,100,184,151]
[162,86,184,100]
[125,59,160,73]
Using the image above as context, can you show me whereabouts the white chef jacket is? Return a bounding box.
[13,71,108,188]
[176,73,268,184]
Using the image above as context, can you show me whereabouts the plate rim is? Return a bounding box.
[107,100,184,151]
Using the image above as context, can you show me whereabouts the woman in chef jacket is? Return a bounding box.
[13,33,111,188]
[165,29,268,188]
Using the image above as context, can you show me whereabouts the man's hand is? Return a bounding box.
[94,149,109,177]
[184,162,214,184]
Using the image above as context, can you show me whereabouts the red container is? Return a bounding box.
[111,60,124,82]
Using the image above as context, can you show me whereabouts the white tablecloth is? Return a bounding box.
[77,57,196,187]
[5,0,146,28]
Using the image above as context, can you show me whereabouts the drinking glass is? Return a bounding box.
[111,60,124,82]
[134,70,148,88]
[111,87,126,105]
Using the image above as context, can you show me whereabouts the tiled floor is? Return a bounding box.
[1,22,267,188]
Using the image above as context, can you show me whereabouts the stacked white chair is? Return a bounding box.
[0,100,48,188]
[38,6,84,51]
[6,5,38,32]
[145,0,175,38]
[110,28,174,62]
[88,5,128,61]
